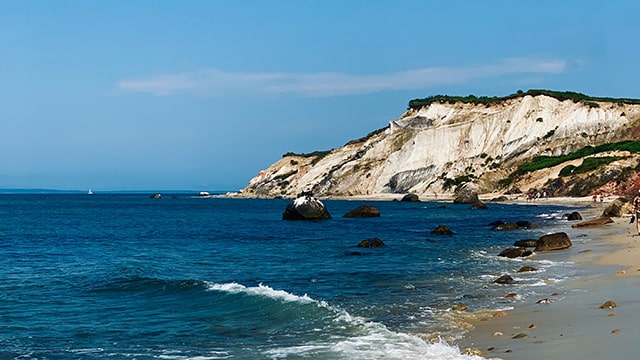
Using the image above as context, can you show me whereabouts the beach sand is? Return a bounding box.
[458,199,640,360]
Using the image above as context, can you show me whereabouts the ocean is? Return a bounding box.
[0,194,591,359]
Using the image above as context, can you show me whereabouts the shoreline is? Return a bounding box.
[457,199,640,359]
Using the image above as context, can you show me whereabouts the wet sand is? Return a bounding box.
[458,199,640,360]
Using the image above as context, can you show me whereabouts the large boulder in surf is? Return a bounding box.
[282,193,332,220]
[535,232,572,251]
[343,205,380,218]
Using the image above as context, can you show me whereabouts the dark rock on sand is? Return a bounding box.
[430,225,454,235]
[513,239,538,248]
[498,248,532,258]
[400,193,420,202]
[602,198,627,217]
[356,238,385,248]
[343,205,380,218]
[571,217,614,228]
[535,232,572,251]
[599,300,617,309]
[565,211,583,221]
[282,193,332,220]
[494,275,515,284]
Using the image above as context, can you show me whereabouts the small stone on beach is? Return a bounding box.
[608,313,617,317]
[493,331,504,336]
[616,270,626,275]
[599,300,617,309]
[611,328,620,334]
[512,333,528,339]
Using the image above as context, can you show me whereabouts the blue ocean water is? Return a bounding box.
[0,194,587,359]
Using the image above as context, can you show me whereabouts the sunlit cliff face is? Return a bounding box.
[242,95,640,198]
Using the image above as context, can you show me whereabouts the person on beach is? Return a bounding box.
[634,190,640,235]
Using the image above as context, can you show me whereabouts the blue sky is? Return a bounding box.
[1,0,638,191]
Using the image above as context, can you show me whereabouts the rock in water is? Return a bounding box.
[453,190,479,204]
[357,238,385,248]
[535,232,572,251]
[282,194,332,220]
[565,211,583,221]
[400,193,420,202]
[430,224,454,235]
[343,205,381,218]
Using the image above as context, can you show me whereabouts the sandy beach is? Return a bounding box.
[457,197,640,360]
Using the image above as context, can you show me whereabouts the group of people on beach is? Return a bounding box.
[526,190,549,202]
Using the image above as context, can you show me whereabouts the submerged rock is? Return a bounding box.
[356,238,385,248]
[494,275,515,284]
[282,193,332,220]
[517,266,537,273]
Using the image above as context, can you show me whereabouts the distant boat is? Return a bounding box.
[150,193,162,199]
[198,191,210,197]
[87,189,93,195]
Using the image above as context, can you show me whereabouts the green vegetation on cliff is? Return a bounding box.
[408,89,640,110]
[499,140,640,187]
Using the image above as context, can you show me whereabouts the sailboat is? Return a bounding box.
[87,189,93,195]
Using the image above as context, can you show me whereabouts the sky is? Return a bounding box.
[1,0,639,192]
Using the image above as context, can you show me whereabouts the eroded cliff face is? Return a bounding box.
[241,95,640,198]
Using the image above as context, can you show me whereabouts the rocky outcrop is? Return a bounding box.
[240,93,640,199]
[282,193,332,220]
[535,232,572,251]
